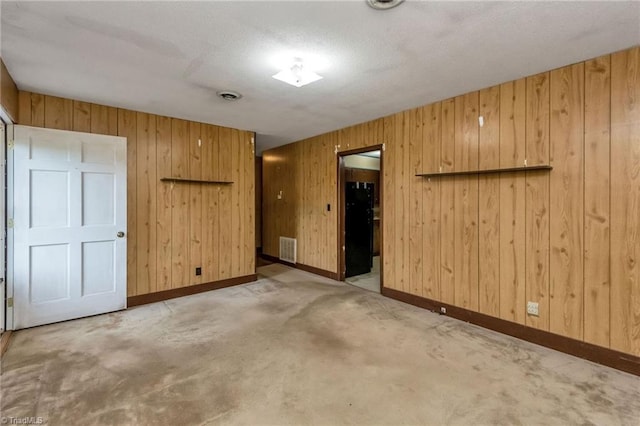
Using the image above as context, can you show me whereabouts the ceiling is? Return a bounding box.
[1,1,638,153]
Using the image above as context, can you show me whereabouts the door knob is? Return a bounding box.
[117,231,125,238]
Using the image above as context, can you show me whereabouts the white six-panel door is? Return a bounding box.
[11,125,127,329]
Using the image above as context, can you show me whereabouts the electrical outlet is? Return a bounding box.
[440,307,446,315]
[527,301,539,316]
[195,267,202,276]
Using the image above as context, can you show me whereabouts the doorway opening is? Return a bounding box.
[338,146,383,293]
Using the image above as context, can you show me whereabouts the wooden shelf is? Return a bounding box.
[416,165,552,178]
[161,177,233,184]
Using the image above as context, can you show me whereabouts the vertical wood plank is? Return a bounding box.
[18,91,32,126]
[584,55,611,346]
[170,118,190,287]
[422,103,441,300]
[230,129,242,277]
[31,93,45,127]
[408,107,423,296]
[90,104,118,136]
[549,63,585,340]
[118,109,138,297]
[135,112,157,296]
[218,127,232,279]
[440,99,456,303]
[478,86,501,316]
[500,79,526,167]
[499,78,527,323]
[382,114,396,289]
[72,101,91,133]
[525,72,551,331]
[201,125,219,283]
[156,116,172,291]
[189,122,203,285]
[245,132,256,275]
[610,47,640,355]
[398,112,409,292]
[44,95,72,130]
[453,93,479,310]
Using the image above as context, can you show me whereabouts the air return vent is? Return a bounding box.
[279,237,297,264]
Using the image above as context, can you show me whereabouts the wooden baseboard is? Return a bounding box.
[127,274,258,307]
[260,254,339,281]
[1,331,13,358]
[382,287,640,376]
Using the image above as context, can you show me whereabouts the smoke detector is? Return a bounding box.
[366,0,404,10]
[216,90,242,101]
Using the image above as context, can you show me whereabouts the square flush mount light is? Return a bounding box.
[272,59,323,88]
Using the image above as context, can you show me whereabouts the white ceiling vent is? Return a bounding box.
[366,0,405,11]
[216,90,242,101]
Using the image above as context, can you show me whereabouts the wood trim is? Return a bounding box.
[382,287,640,376]
[0,331,13,358]
[260,254,339,280]
[337,145,384,286]
[127,274,257,307]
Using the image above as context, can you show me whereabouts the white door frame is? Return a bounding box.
[6,123,16,330]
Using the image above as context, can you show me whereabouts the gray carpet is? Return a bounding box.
[1,263,639,425]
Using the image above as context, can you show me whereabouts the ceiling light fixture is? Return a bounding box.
[366,0,405,10]
[272,58,323,88]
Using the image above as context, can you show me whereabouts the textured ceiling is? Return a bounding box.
[1,1,639,153]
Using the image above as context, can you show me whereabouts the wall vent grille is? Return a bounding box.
[279,237,297,264]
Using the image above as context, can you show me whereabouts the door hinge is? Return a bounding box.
[7,297,13,308]
[7,218,14,228]
[7,138,14,150]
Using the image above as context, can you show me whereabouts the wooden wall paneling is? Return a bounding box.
[311,138,320,267]
[525,72,551,331]
[201,124,219,283]
[189,122,203,285]
[499,79,527,323]
[453,93,479,310]
[31,93,45,127]
[72,101,91,133]
[18,91,32,126]
[230,129,242,277]
[440,99,456,303]
[246,132,256,275]
[318,136,328,271]
[301,140,311,265]
[170,119,190,287]
[255,156,262,250]
[117,109,138,296]
[584,55,611,346]
[43,96,72,130]
[500,79,526,167]
[478,86,501,316]
[90,104,118,136]
[135,112,157,296]
[156,116,173,291]
[549,63,585,340]
[218,127,232,279]
[382,114,396,289]
[610,47,640,355]
[421,103,441,300]
[327,133,338,273]
[1,59,19,121]
[397,112,409,292]
[408,107,423,296]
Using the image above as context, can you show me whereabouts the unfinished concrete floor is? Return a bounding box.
[1,264,639,425]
